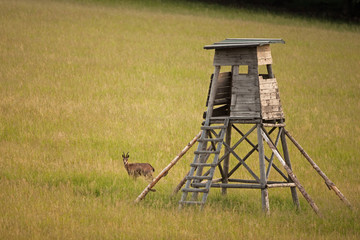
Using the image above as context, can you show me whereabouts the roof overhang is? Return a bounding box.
[204,38,285,50]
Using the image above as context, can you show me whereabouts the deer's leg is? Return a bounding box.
[131,171,139,180]
[145,173,153,183]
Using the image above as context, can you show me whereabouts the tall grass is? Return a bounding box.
[0,0,359,239]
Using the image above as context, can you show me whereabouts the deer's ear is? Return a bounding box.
[126,152,129,158]
[122,152,125,158]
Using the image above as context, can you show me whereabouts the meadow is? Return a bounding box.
[0,0,359,239]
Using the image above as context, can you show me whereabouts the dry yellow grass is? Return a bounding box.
[0,0,359,239]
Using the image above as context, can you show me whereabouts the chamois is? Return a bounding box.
[122,152,155,183]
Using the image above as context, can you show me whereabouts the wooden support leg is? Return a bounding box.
[257,124,270,214]
[261,128,322,217]
[280,127,301,210]
[222,123,232,195]
[266,64,274,78]
[284,129,352,209]
[205,65,221,124]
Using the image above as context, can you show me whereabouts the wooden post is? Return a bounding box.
[280,127,301,210]
[266,64,274,78]
[257,124,270,214]
[135,131,201,203]
[284,129,352,209]
[205,65,221,124]
[222,123,232,195]
[260,128,322,217]
[221,65,236,196]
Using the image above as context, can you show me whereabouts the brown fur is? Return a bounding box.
[122,152,155,183]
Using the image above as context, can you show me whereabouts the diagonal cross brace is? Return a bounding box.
[260,127,322,217]
[230,125,289,181]
[222,141,261,183]
[266,128,283,179]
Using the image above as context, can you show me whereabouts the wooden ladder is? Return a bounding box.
[179,118,229,208]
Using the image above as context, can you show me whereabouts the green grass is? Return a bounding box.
[0,0,359,239]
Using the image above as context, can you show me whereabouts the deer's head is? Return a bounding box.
[122,152,129,165]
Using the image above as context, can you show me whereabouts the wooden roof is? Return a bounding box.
[204,38,285,50]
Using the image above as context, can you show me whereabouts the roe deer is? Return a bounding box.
[122,152,155,184]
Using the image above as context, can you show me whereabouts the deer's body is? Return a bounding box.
[122,153,155,183]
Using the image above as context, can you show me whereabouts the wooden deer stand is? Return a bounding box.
[135,38,351,215]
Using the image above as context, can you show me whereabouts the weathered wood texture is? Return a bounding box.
[135,131,201,203]
[230,67,261,119]
[257,124,270,214]
[213,47,257,66]
[204,66,221,123]
[259,76,285,120]
[213,45,272,66]
[280,128,301,209]
[173,144,214,196]
[260,128,322,217]
[257,45,273,65]
[206,72,232,107]
[222,123,232,195]
[206,45,284,121]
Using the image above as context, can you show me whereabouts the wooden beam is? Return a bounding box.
[222,123,232,195]
[284,129,352,209]
[230,125,289,181]
[205,65,221,123]
[267,183,296,188]
[135,131,201,203]
[257,124,270,214]
[260,128,322,217]
[191,183,263,189]
[280,127,300,209]
[223,141,261,183]
[229,179,290,184]
[265,128,282,179]
[266,64,274,78]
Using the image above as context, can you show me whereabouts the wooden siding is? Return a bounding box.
[206,72,232,107]
[213,45,272,66]
[213,47,258,66]
[257,44,272,65]
[230,70,261,119]
[259,76,285,120]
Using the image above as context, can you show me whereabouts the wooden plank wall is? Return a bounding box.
[257,45,272,65]
[206,72,232,107]
[230,65,261,119]
[204,72,232,118]
[213,47,258,66]
[259,76,285,120]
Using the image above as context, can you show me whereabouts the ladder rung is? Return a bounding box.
[179,201,204,205]
[201,125,227,130]
[197,138,223,142]
[182,188,209,193]
[191,183,207,188]
[194,150,220,154]
[190,162,217,167]
[186,175,212,180]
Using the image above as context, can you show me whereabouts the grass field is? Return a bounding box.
[0,0,359,239]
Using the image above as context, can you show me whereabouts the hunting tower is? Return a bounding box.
[136,38,351,214]
[179,38,300,212]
